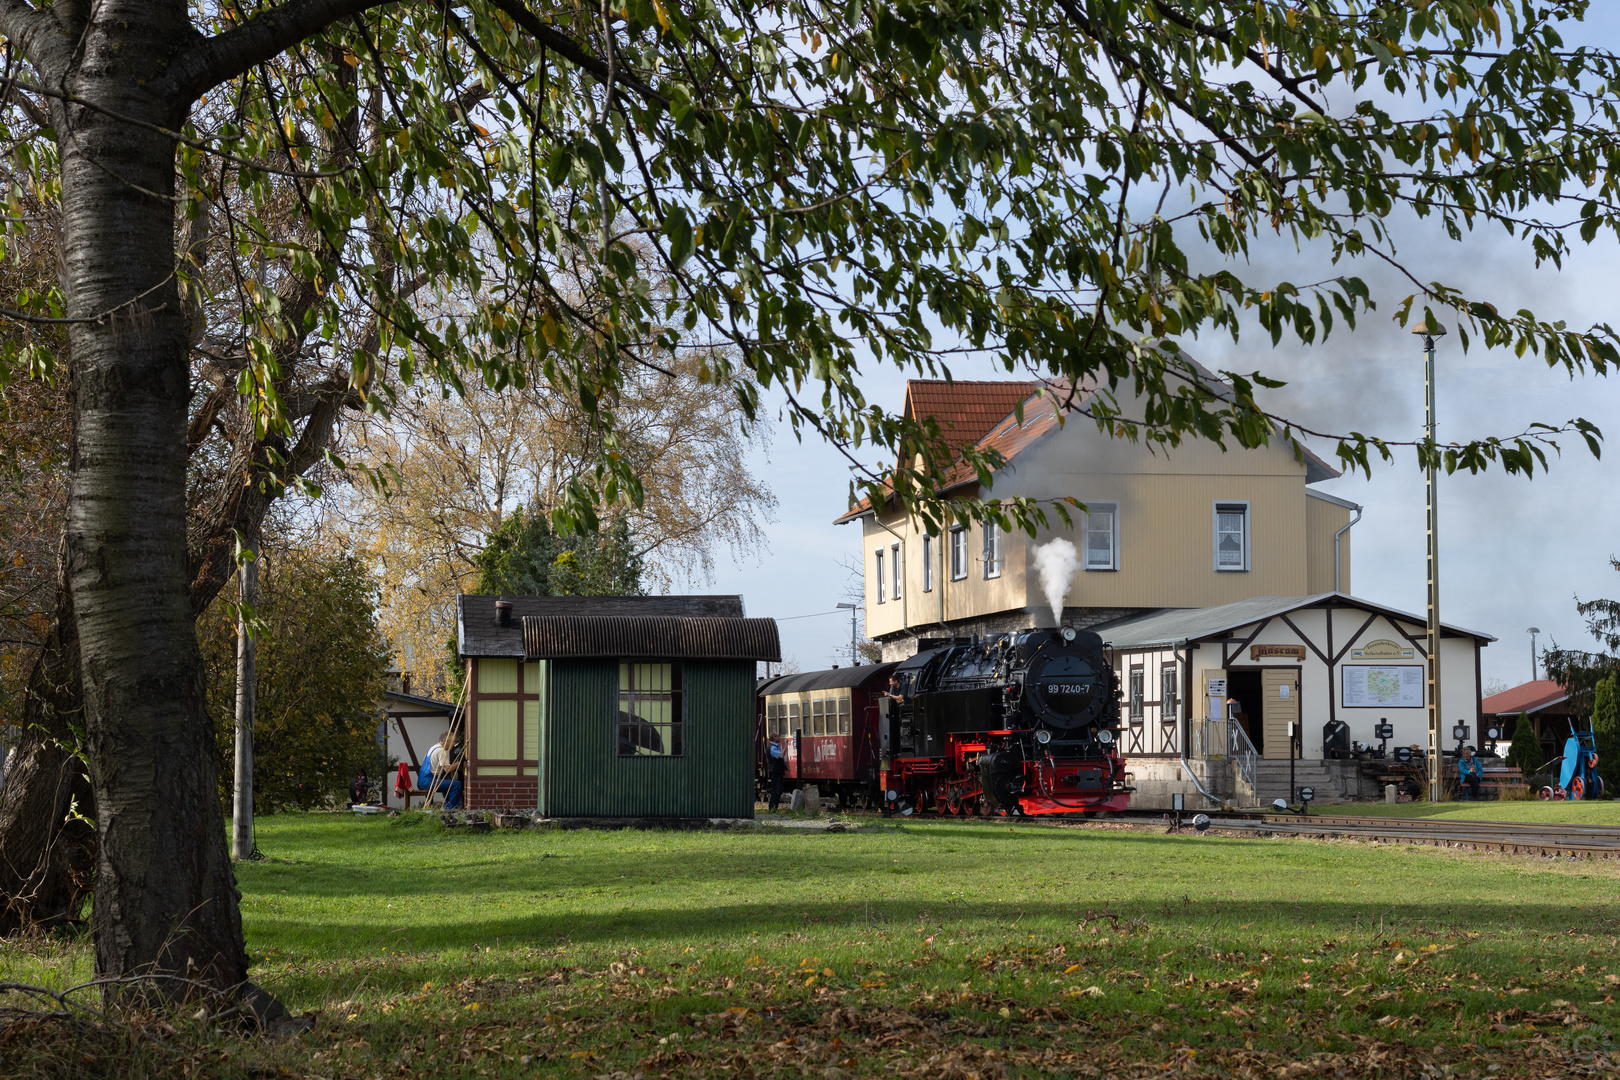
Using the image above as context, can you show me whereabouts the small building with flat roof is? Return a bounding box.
[456,595,781,816]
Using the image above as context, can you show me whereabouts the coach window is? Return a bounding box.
[921,535,934,592]
[1214,502,1250,572]
[838,693,852,734]
[813,697,827,735]
[874,549,886,603]
[950,526,967,580]
[1129,666,1145,724]
[788,699,801,735]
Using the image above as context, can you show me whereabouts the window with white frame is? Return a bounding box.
[891,543,902,599]
[949,526,967,580]
[1083,503,1118,571]
[1214,502,1249,571]
[982,523,1001,579]
[922,535,934,592]
[874,549,886,603]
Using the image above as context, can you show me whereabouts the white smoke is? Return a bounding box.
[1033,539,1079,628]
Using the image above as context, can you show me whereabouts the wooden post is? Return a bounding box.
[231,538,257,861]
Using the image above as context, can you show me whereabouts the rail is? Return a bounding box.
[1228,721,1258,794]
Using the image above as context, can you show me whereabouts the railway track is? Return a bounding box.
[1115,808,1620,859]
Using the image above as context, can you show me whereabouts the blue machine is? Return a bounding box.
[1552,729,1602,801]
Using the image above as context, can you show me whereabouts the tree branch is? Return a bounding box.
[168,0,390,102]
[0,1,66,79]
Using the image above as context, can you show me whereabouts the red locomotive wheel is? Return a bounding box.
[1571,776,1586,801]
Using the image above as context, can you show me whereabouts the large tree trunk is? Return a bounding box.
[55,5,247,994]
[0,588,94,934]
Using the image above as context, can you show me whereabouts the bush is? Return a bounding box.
[201,548,390,812]
[1594,674,1619,797]
[1503,712,1543,776]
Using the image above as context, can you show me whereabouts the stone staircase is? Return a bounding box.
[1251,759,1353,804]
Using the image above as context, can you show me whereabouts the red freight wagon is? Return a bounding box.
[756,662,897,808]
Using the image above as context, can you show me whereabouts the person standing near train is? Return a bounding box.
[766,736,787,811]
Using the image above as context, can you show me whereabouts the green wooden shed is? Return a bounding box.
[456,595,780,817]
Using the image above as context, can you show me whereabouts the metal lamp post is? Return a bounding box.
[1527,627,1540,682]
[836,602,859,667]
[1414,320,1447,802]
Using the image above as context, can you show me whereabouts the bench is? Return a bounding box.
[1447,767,1525,800]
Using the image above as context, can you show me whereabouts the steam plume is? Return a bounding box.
[1034,539,1078,627]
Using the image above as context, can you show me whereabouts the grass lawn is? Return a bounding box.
[6,811,1620,1078]
[1315,802,1620,824]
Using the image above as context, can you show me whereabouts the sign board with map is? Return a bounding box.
[1341,665,1424,708]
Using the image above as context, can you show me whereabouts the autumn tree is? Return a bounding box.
[334,349,770,693]
[0,0,1616,1011]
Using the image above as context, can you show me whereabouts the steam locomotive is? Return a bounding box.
[757,626,1132,816]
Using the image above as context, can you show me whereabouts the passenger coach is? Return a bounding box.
[756,662,897,806]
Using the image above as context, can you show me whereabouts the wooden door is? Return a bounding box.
[1262,667,1301,760]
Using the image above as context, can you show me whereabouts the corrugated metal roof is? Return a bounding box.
[759,662,898,696]
[459,594,747,657]
[1093,593,1495,649]
[522,615,782,661]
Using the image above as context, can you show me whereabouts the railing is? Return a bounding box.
[1227,721,1259,795]
[1191,718,1229,761]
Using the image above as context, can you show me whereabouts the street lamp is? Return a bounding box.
[1413,319,1447,802]
[836,602,859,667]
[1527,627,1541,682]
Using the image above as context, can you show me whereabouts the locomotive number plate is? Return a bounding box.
[1062,769,1103,789]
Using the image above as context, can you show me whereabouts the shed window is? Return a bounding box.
[618,662,682,757]
[1129,667,1144,724]
[874,549,886,604]
[1160,667,1178,722]
[1215,502,1249,571]
[1084,504,1118,571]
[950,526,967,580]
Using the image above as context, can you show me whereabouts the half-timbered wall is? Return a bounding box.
[1109,648,1182,758]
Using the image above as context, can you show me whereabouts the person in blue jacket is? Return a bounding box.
[420,731,464,809]
[1457,745,1483,800]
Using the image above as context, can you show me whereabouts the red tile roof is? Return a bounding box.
[833,370,1342,523]
[1481,679,1569,716]
[903,380,1039,453]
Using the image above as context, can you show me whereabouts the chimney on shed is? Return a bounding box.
[495,599,514,627]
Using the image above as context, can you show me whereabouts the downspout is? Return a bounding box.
[1175,641,1221,806]
[1333,502,1363,594]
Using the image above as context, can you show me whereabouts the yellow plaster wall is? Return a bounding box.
[1306,495,1352,595]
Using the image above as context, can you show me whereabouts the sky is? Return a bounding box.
[695,13,1620,693]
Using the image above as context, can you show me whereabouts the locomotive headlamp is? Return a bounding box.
[1035,729,1052,744]
[1096,729,1113,745]
[1061,626,1078,642]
